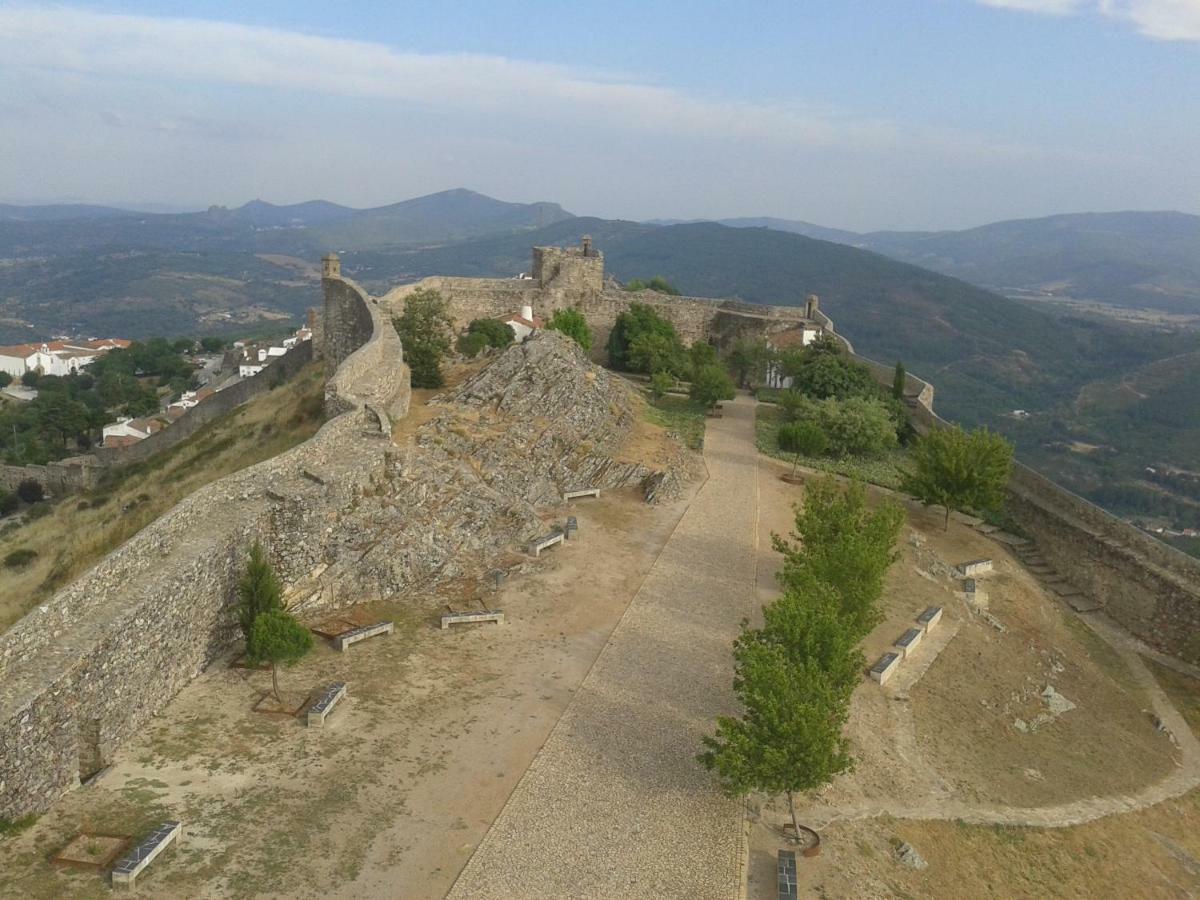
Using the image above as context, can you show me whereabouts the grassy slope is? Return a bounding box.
[0,362,326,632]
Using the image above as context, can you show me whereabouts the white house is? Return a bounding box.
[239,363,265,378]
[498,305,544,341]
[0,338,130,379]
[102,416,164,447]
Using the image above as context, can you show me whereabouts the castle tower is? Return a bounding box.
[322,252,342,279]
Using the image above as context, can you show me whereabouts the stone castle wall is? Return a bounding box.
[0,343,315,498]
[0,278,406,819]
[832,314,1200,664]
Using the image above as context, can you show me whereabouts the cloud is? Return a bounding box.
[978,0,1200,40]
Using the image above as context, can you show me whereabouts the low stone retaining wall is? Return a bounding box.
[832,315,1200,664]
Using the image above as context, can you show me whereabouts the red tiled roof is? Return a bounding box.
[499,313,544,329]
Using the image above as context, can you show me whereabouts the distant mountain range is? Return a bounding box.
[656,211,1200,314]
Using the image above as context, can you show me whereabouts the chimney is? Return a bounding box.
[521,304,534,322]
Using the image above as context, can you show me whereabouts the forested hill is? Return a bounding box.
[349,217,1188,425]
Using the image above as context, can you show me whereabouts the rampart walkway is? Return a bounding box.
[447,396,761,899]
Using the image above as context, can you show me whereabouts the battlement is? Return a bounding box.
[532,237,604,293]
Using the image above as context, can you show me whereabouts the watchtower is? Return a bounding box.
[531,237,604,293]
[322,252,342,279]
[805,294,820,319]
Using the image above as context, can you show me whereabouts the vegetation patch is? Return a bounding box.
[643,395,706,450]
[757,403,911,489]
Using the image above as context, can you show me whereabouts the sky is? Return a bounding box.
[0,1,1198,230]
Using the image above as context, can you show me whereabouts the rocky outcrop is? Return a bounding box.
[290,332,692,608]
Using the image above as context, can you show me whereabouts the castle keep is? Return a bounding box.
[378,237,827,355]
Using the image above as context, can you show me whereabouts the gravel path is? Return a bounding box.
[447,396,761,899]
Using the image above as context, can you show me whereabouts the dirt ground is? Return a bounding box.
[747,455,1193,899]
[0,484,694,900]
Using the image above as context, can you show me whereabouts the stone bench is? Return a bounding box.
[917,606,943,633]
[306,682,347,727]
[334,621,393,651]
[111,821,181,888]
[894,627,923,658]
[563,487,600,501]
[440,610,505,630]
[529,529,565,557]
[957,558,994,577]
[869,652,901,685]
[777,849,798,900]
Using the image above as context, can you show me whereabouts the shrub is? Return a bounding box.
[456,332,490,358]
[393,288,453,389]
[24,502,51,521]
[546,308,593,351]
[16,479,44,504]
[690,364,736,410]
[607,303,686,373]
[778,421,828,457]
[4,548,38,569]
[466,318,515,350]
[0,371,11,388]
[0,491,17,516]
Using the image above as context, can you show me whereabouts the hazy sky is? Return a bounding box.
[1,1,1198,230]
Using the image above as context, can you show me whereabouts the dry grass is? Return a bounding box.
[0,363,326,632]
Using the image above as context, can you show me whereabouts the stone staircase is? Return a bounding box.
[951,512,1103,613]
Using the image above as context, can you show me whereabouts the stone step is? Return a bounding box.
[993,532,1032,547]
[1048,582,1082,597]
[1066,594,1103,613]
[975,523,1000,534]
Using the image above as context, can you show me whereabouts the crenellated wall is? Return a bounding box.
[826,310,1200,664]
[0,277,409,819]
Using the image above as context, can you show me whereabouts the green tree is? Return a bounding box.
[21,371,38,388]
[729,338,769,388]
[625,276,680,295]
[892,360,906,400]
[649,371,674,406]
[774,477,904,640]
[688,341,718,378]
[237,543,283,642]
[16,479,44,504]
[466,318,515,350]
[394,288,453,388]
[628,331,686,377]
[0,372,11,388]
[903,425,1015,529]
[0,491,18,516]
[545,308,593,351]
[777,420,828,477]
[246,607,313,702]
[200,336,225,353]
[606,303,685,372]
[699,593,856,838]
[690,364,735,411]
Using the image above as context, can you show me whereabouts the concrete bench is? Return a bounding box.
[306,682,347,727]
[563,487,600,501]
[894,627,923,658]
[529,529,565,557]
[440,610,505,630]
[777,849,798,900]
[111,821,181,888]
[334,621,393,651]
[869,652,901,684]
[917,606,943,633]
[957,558,994,577]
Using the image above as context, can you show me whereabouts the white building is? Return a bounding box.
[498,305,544,341]
[763,326,820,389]
[102,416,165,447]
[0,338,130,379]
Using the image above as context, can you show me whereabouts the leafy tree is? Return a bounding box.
[237,543,283,641]
[629,331,686,377]
[0,372,11,388]
[774,477,904,640]
[21,371,38,388]
[606,303,685,372]
[466,318,515,350]
[546,308,593,351]
[729,338,770,388]
[649,371,674,406]
[16,479,44,504]
[625,276,681,295]
[903,425,1015,528]
[892,360,906,400]
[783,351,878,401]
[699,591,856,838]
[394,288,453,388]
[0,491,17,516]
[456,332,490,359]
[691,364,735,411]
[777,420,828,477]
[172,337,195,354]
[200,336,225,353]
[688,341,718,378]
[246,607,313,702]
[808,333,843,355]
[782,395,897,457]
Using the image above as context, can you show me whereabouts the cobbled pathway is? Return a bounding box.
[447,395,761,899]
